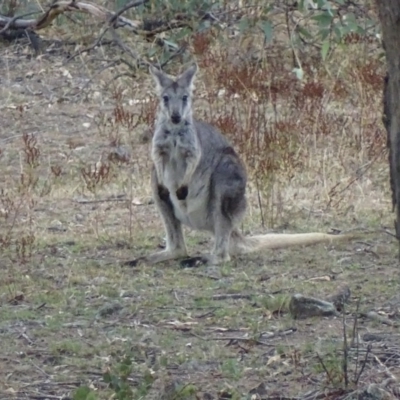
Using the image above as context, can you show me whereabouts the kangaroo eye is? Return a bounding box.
[163,95,169,103]
[182,95,188,102]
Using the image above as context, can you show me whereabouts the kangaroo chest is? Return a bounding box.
[154,125,210,230]
[162,167,209,230]
[157,160,209,231]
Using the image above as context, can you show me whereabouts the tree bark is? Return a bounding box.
[377,2,400,258]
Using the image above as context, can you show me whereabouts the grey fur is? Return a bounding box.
[129,64,359,267]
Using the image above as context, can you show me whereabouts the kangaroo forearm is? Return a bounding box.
[180,151,201,185]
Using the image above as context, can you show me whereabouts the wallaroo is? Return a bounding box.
[125,63,359,268]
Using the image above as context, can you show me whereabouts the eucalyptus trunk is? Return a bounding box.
[377,1,400,258]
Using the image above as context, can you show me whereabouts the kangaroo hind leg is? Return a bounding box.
[125,169,188,266]
[180,149,247,268]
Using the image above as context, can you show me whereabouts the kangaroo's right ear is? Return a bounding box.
[149,65,172,93]
[177,63,198,90]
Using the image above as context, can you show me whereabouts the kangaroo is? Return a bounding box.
[126,63,359,268]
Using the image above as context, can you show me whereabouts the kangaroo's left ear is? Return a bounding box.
[149,65,173,93]
[177,63,198,90]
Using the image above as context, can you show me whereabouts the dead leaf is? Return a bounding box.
[166,320,198,331]
[307,275,331,282]
[267,354,282,365]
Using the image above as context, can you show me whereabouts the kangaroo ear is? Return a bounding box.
[177,63,198,90]
[149,65,173,93]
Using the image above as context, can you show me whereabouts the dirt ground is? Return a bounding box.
[0,26,400,400]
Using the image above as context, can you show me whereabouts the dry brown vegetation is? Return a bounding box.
[0,1,399,399]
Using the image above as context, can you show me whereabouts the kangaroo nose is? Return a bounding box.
[171,113,181,124]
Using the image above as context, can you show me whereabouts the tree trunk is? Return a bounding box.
[377,2,400,258]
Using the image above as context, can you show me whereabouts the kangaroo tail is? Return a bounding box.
[230,230,360,255]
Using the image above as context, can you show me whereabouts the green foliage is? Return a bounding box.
[103,355,134,400]
[130,0,378,65]
[0,0,379,68]
[43,345,158,399]
[296,0,378,60]
[72,386,98,400]
[220,358,242,380]
[103,354,155,400]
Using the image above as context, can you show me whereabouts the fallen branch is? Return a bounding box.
[0,0,210,38]
[0,11,39,34]
[360,311,398,327]
[0,1,142,32]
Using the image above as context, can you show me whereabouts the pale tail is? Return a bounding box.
[231,232,359,255]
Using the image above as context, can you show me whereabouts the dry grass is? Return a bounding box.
[0,7,399,400]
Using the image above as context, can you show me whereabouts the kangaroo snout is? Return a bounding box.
[171,113,182,124]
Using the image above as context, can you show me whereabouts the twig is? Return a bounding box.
[210,293,252,300]
[69,60,119,96]
[30,361,50,378]
[118,57,139,72]
[342,303,349,388]
[160,44,188,69]
[194,308,218,318]
[370,352,398,382]
[183,271,220,280]
[108,0,149,26]
[74,196,127,203]
[18,394,69,400]
[260,328,297,340]
[360,311,398,327]
[383,227,397,238]
[354,344,371,384]
[351,299,360,380]
[328,148,386,208]
[316,352,334,385]
[109,26,148,67]
[66,23,111,63]
[190,331,269,346]
[0,11,39,34]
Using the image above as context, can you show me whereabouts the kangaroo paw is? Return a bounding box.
[180,256,208,268]
[176,185,189,200]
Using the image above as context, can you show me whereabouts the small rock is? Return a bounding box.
[75,213,85,222]
[48,220,67,232]
[362,333,386,342]
[289,294,338,319]
[108,146,130,163]
[357,384,393,400]
[97,302,123,318]
[249,382,269,397]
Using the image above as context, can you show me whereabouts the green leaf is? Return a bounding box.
[198,20,211,33]
[147,47,158,57]
[239,17,250,33]
[321,41,330,61]
[172,27,192,40]
[260,20,273,43]
[163,40,180,50]
[333,25,342,40]
[344,12,357,24]
[297,0,307,11]
[312,12,333,28]
[319,27,330,41]
[73,386,97,400]
[103,372,112,384]
[297,26,313,39]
